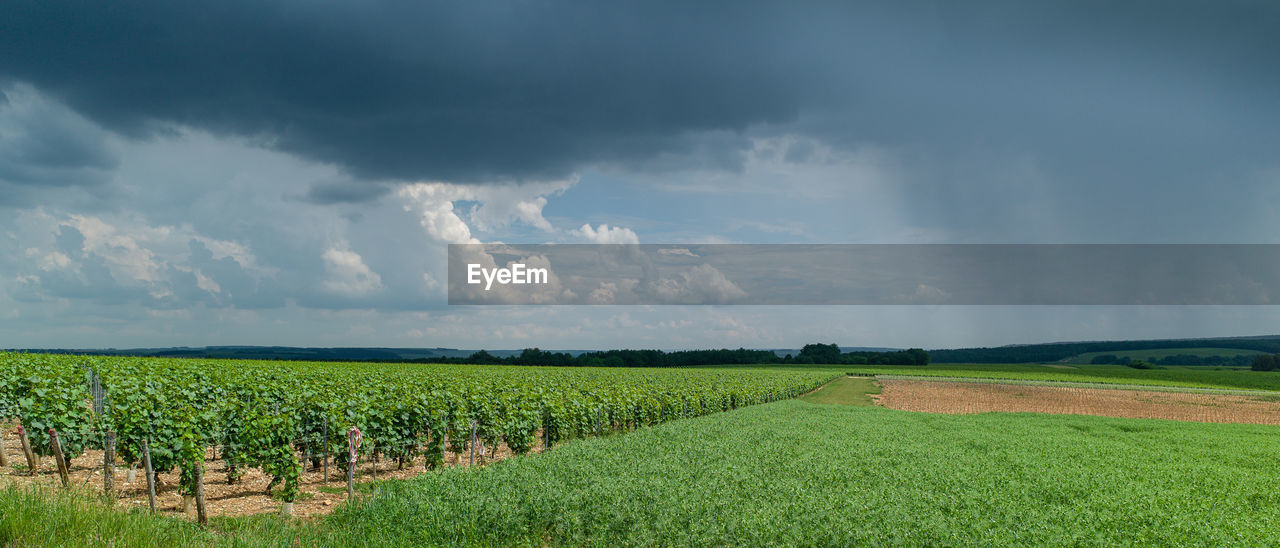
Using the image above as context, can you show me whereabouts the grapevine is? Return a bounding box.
[0,352,836,501]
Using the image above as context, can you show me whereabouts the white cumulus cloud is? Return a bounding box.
[574,223,640,244]
[398,179,574,244]
[321,246,383,296]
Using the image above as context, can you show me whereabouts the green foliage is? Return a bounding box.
[0,485,212,547]
[790,345,928,365]
[838,363,1280,392]
[0,351,834,504]
[1252,354,1279,371]
[306,402,1280,546]
[437,345,932,367]
[934,337,1280,363]
[799,376,880,406]
[1084,348,1261,366]
[798,343,842,363]
[7,389,1280,546]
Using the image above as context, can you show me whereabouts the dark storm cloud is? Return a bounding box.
[0,86,117,192]
[0,1,816,183]
[0,0,1277,189]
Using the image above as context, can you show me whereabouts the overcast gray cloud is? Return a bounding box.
[2,1,1276,186]
[1,1,1279,349]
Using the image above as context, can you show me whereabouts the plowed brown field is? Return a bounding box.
[877,379,1280,424]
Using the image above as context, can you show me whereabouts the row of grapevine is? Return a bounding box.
[0,353,835,507]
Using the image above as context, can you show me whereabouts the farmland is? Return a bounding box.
[0,353,833,520]
[4,355,1280,546]
[1064,346,1265,364]
[7,400,1280,546]
[878,379,1280,424]
[841,363,1280,391]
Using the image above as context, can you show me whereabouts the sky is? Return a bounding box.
[1,0,1279,350]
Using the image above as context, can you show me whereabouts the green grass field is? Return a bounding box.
[1064,347,1264,364]
[7,396,1280,546]
[847,363,1280,391]
[798,375,879,405]
[695,362,1280,392]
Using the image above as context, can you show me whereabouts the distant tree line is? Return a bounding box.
[437,348,781,367]
[1124,360,1158,370]
[930,337,1280,364]
[429,344,930,367]
[785,343,929,365]
[1089,354,1256,367]
[1252,354,1280,371]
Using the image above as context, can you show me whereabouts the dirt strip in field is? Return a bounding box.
[876,379,1280,425]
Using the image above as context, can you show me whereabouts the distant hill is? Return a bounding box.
[2,346,615,362]
[10,336,1280,365]
[3,345,904,362]
[1064,347,1264,365]
[930,335,1280,364]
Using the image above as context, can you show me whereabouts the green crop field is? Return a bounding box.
[798,375,880,405]
[847,363,1280,391]
[1064,347,1265,364]
[7,398,1280,546]
[0,352,833,518]
[699,362,1280,392]
[6,354,1280,546]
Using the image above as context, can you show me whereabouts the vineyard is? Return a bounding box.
[0,352,835,520]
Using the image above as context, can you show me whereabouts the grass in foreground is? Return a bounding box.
[7,400,1280,546]
[0,485,212,548]
[316,403,1280,546]
[798,375,879,405]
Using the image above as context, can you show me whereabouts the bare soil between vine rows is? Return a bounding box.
[876,379,1280,424]
[0,425,538,520]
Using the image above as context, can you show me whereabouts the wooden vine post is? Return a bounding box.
[543,412,551,451]
[469,419,477,466]
[17,425,37,475]
[346,426,361,500]
[103,431,116,499]
[0,425,8,467]
[322,417,329,482]
[48,429,70,487]
[194,461,208,527]
[142,438,156,512]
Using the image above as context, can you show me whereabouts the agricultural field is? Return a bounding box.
[7,399,1280,546]
[878,379,1280,424]
[841,363,1280,391]
[0,353,833,520]
[1064,347,1264,364]
[798,375,880,406]
[5,355,1280,546]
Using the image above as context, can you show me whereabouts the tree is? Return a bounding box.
[1252,354,1279,371]
[466,350,497,364]
[798,343,842,364]
[1126,360,1155,370]
[905,348,930,365]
